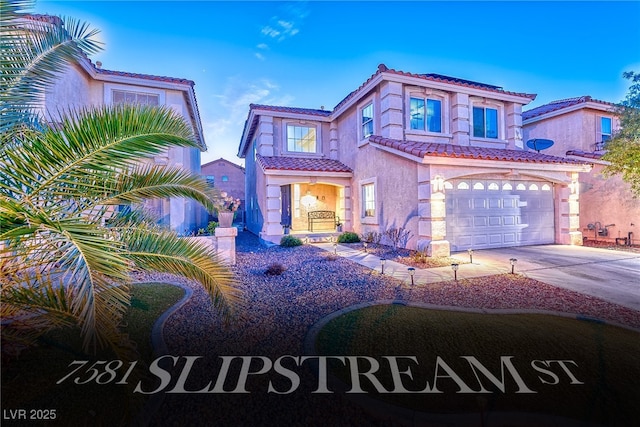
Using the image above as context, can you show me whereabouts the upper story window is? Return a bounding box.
[112,89,159,106]
[286,125,316,153]
[600,117,612,143]
[222,175,229,182]
[472,106,498,139]
[410,97,442,132]
[361,102,374,138]
[205,175,215,186]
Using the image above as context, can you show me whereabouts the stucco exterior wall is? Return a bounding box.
[201,159,246,204]
[579,164,639,244]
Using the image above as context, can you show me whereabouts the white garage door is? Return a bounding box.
[446,179,555,251]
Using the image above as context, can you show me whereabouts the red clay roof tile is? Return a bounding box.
[257,155,352,173]
[249,104,332,116]
[566,150,604,160]
[523,96,616,120]
[369,135,589,165]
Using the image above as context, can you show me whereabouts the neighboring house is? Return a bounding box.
[201,157,246,213]
[523,96,639,245]
[238,64,591,255]
[33,15,208,234]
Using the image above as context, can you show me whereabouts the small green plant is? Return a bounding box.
[337,231,360,243]
[280,235,303,247]
[207,221,218,235]
[197,228,207,236]
[265,263,286,275]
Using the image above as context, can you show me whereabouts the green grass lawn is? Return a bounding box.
[316,304,640,426]
[1,283,184,426]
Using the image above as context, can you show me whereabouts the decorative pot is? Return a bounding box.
[218,211,234,228]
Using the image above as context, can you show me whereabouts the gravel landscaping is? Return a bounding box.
[145,231,640,426]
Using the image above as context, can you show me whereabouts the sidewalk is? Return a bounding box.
[314,242,510,285]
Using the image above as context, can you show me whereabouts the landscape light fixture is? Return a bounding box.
[467,248,474,264]
[451,263,459,281]
[408,267,416,286]
[363,241,368,252]
[509,258,517,274]
[380,258,386,275]
[333,242,337,255]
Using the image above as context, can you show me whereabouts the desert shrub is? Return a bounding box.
[337,232,360,243]
[384,226,412,250]
[324,253,339,261]
[207,221,218,235]
[265,263,286,275]
[361,231,382,245]
[280,235,303,247]
[411,249,428,264]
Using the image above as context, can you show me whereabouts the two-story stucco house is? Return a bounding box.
[35,15,208,234]
[238,64,592,255]
[523,96,639,245]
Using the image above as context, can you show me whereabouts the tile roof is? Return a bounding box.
[94,67,195,86]
[249,104,332,116]
[257,155,352,173]
[369,135,589,165]
[334,64,536,112]
[523,96,616,120]
[566,150,605,160]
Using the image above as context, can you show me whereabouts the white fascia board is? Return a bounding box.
[567,155,610,166]
[332,74,384,117]
[238,110,258,158]
[249,108,332,123]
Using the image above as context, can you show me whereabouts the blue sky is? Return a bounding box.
[34,1,640,166]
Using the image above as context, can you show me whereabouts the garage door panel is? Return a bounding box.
[447,179,555,251]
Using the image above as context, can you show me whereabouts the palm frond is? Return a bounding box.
[1,0,103,130]
[124,227,242,319]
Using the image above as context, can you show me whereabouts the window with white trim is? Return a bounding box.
[112,89,159,106]
[472,106,498,139]
[600,117,612,143]
[362,183,375,217]
[410,97,442,132]
[286,125,316,153]
[361,102,374,139]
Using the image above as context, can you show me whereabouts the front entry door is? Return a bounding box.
[280,185,292,227]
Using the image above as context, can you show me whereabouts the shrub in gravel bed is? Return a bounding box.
[337,231,360,243]
[264,263,287,275]
[280,235,303,247]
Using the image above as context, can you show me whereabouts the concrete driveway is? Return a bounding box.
[451,245,640,311]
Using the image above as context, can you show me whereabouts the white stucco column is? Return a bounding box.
[258,116,274,156]
[215,227,238,265]
[416,167,450,257]
[264,183,283,238]
[380,81,404,139]
[506,103,524,149]
[557,174,583,245]
[450,93,470,146]
[329,124,339,160]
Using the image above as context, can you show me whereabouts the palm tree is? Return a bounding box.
[1,0,240,357]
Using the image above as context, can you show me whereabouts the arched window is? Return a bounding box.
[502,183,513,190]
[473,182,485,190]
[529,184,539,191]
[542,184,551,191]
[457,181,469,190]
[488,182,499,190]
[516,183,526,191]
